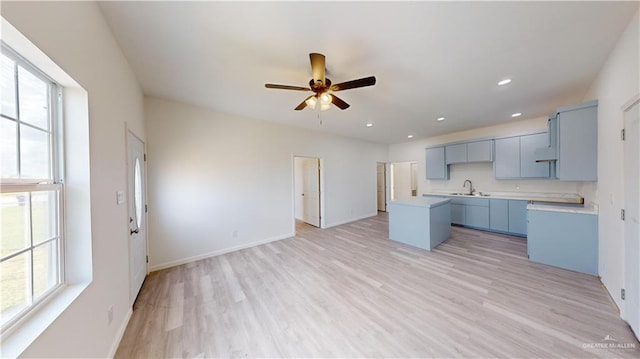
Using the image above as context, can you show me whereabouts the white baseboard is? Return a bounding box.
[149,233,295,272]
[108,307,132,358]
[324,212,378,228]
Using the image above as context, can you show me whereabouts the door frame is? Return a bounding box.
[390,160,418,200]
[292,155,325,232]
[125,125,149,305]
[376,162,387,212]
[622,93,640,338]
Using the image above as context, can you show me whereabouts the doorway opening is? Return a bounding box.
[390,161,418,200]
[623,96,639,338]
[377,162,387,212]
[293,156,322,232]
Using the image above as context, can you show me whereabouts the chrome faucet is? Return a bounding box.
[463,179,474,195]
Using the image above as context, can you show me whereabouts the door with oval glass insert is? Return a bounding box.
[127,131,147,304]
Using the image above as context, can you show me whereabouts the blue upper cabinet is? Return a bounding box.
[467,140,493,162]
[495,134,551,179]
[520,133,550,178]
[425,146,449,180]
[494,137,521,179]
[445,143,467,164]
[556,101,598,181]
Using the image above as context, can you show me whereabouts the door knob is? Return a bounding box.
[130,228,139,235]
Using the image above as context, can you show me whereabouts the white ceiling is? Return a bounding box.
[98,1,637,144]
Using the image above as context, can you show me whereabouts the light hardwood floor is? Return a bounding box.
[116,212,639,358]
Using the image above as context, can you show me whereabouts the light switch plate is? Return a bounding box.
[116,191,125,205]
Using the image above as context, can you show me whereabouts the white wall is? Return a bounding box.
[145,97,388,270]
[583,10,639,315]
[389,116,590,202]
[2,2,145,358]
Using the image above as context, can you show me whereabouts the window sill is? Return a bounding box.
[0,282,90,358]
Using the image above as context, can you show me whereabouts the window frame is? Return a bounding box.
[0,43,65,334]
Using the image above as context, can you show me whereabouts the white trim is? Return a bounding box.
[622,93,640,111]
[324,212,379,228]
[107,308,133,359]
[149,233,294,272]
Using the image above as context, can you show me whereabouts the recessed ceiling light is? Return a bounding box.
[498,79,512,86]
[436,117,445,121]
[511,112,522,118]
[366,123,373,127]
[407,135,414,139]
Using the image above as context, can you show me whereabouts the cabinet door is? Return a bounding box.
[466,206,489,228]
[451,204,465,225]
[445,144,467,164]
[508,200,528,236]
[494,137,520,178]
[425,147,448,180]
[467,140,493,162]
[520,133,550,178]
[489,199,509,232]
[557,103,597,181]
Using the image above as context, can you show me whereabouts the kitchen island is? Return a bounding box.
[388,197,451,250]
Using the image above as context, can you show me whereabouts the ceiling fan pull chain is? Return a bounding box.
[318,112,322,126]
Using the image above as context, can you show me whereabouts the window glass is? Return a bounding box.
[1,53,16,119]
[0,252,30,326]
[18,66,49,130]
[0,118,17,178]
[31,191,56,245]
[33,240,58,299]
[19,125,50,179]
[0,192,31,257]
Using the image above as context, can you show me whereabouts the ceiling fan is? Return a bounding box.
[265,53,376,111]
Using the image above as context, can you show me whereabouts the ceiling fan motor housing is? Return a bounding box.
[309,78,331,93]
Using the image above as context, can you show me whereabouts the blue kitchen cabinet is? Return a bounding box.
[467,140,493,162]
[527,208,598,275]
[494,137,520,179]
[520,133,550,178]
[425,146,449,180]
[508,200,528,236]
[451,204,465,225]
[556,101,598,181]
[466,205,490,228]
[445,143,468,164]
[489,199,509,232]
[388,197,452,251]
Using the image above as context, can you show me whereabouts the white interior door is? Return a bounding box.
[391,162,413,200]
[377,163,386,211]
[302,158,320,227]
[127,131,147,304]
[624,99,640,337]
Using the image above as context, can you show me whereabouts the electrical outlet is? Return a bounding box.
[107,305,114,325]
[116,191,125,205]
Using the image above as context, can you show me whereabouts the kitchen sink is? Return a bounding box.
[449,192,490,197]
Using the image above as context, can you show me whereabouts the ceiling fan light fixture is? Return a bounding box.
[321,93,332,104]
[320,102,331,111]
[306,96,318,109]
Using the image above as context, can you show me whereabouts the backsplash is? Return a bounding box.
[422,162,595,205]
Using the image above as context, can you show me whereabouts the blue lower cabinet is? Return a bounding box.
[527,209,598,275]
[465,205,489,228]
[489,199,509,232]
[508,200,528,236]
[451,204,465,225]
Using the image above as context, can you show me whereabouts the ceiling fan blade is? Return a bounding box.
[309,53,326,86]
[331,94,350,110]
[330,76,376,92]
[294,95,314,111]
[265,83,311,91]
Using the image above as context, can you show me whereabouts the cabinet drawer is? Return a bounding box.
[449,197,489,207]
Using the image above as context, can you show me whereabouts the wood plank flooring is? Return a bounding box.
[116,212,639,358]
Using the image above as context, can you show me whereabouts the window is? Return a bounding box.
[0,44,63,332]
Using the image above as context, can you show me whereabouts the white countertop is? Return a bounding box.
[527,203,598,215]
[424,191,584,204]
[388,197,450,208]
